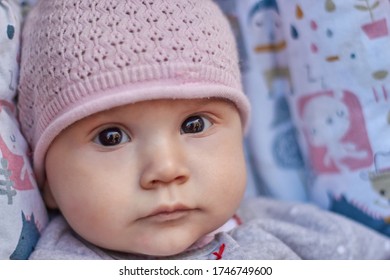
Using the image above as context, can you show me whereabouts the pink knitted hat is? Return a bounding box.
[18,0,250,184]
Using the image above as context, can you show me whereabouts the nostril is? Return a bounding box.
[153,175,187,186]
[142,172,189,189]
[175,175,188,184]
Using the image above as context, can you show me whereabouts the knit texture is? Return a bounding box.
[17,0,250,184]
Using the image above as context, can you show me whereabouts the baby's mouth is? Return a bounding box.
[140,204,195,222]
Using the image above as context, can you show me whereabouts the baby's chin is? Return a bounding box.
[130,236,201,257]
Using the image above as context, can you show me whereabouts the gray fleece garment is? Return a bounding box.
[29,198,390,259]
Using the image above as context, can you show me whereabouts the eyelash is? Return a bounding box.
[92,115,213,147]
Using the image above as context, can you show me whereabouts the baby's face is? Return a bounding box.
[43,98,247,256]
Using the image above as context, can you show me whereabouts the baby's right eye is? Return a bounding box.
[93,127,130,146]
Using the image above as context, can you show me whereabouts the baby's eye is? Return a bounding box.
[93,127,130,146]
[180,115,212,134]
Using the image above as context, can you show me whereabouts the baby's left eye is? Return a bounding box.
[180,115,212,134]
[93,127,130,146]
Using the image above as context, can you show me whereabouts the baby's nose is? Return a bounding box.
[139,139,189,189]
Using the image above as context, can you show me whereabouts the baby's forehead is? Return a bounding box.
[75,98,237,123]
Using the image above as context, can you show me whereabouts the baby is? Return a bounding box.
[18,0,390,259]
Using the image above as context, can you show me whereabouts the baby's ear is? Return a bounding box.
[42,180,59,209]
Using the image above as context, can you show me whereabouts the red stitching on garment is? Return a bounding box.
[233,214,242,225]
[212,243,225,260]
